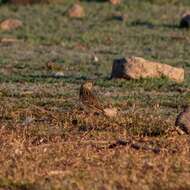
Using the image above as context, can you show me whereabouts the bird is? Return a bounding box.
[175,105,190,134]
[79,80,104,113]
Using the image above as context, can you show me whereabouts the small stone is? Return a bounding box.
[0,19,23,31]
[68,4,85,18]
[175,106,190,134]
[180,13,190,28]
[103,107,117,117]
[0,37,19,43]
[92,54,99,63]
[111,56,184,83]
[51,71,64,77]
[110,0,121,5]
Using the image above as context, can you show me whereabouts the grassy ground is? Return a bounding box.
[0,0,190,189]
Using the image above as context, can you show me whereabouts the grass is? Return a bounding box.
[0,0,190,189]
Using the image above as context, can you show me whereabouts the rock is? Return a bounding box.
[103,107,117,117]
[109,0,121,5]
[111,56,184,83]
[0,37,19,43]
[68,4,85,18]
[180,13,190,28]
[51,71,64,77]
[175,106,190,134]
[0,19,23,31]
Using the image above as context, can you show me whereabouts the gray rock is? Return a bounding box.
[111,56,184,83]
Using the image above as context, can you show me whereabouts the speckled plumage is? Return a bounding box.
[79,81,103,112]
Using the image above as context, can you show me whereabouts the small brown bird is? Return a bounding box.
[175,105,190,134]
[79,81,103,112]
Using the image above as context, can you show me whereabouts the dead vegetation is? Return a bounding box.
[0,99,185,189]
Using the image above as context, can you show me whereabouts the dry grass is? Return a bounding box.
[0,101,188,190]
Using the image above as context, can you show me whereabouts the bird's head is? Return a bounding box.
[82,81,93,91]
